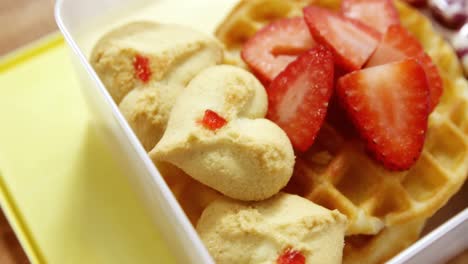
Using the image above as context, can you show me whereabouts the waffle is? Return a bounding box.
[343,217,426,264]
[214,0,468,262]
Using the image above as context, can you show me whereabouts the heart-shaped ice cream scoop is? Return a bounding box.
[150,65,295,201]
[91,21,223,150]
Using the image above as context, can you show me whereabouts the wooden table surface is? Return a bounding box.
[0,0,56,55]
[0,0,56,263]
[0,0,466,263]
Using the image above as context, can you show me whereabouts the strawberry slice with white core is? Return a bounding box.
[337,59,429,170]
[367,25,443,112]
[241,17,316,85]
[267,45,334,152]
[341,0,400,34]
[303,6,381,71]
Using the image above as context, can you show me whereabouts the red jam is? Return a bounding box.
[133,54,151,82]
[199,109,227,131]
[277,248,306,264]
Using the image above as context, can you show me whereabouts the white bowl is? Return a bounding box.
[55,0,467,263]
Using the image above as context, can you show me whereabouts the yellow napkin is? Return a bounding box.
[0,34,175,263]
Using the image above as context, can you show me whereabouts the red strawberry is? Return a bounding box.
[241,17,316,85]
[133,54,151,82]
[277,248,306,264]
[337,59,429,170]
[367,25,443,112]
[303,6,380,71]
[267,45,334,152]
[341,0,400,34]
[199,110,227,131]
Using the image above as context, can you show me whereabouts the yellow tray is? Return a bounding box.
[0,33,175,263]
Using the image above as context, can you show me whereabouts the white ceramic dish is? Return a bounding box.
[55,0,467,263]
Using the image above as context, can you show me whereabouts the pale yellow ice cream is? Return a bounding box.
[118,83,183,150]
[196,192,347,264]
[91,21,223,150]
[150,65,295,201]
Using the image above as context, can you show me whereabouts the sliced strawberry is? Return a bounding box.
[337,59,429,170]
[367,25,443,112]
[303,6,380,71]
[241,17,316,85]
[341,0,400,34]
[267,45,334,152]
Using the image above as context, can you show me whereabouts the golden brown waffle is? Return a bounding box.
[214,0,468,262]
[343,217,426,264]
